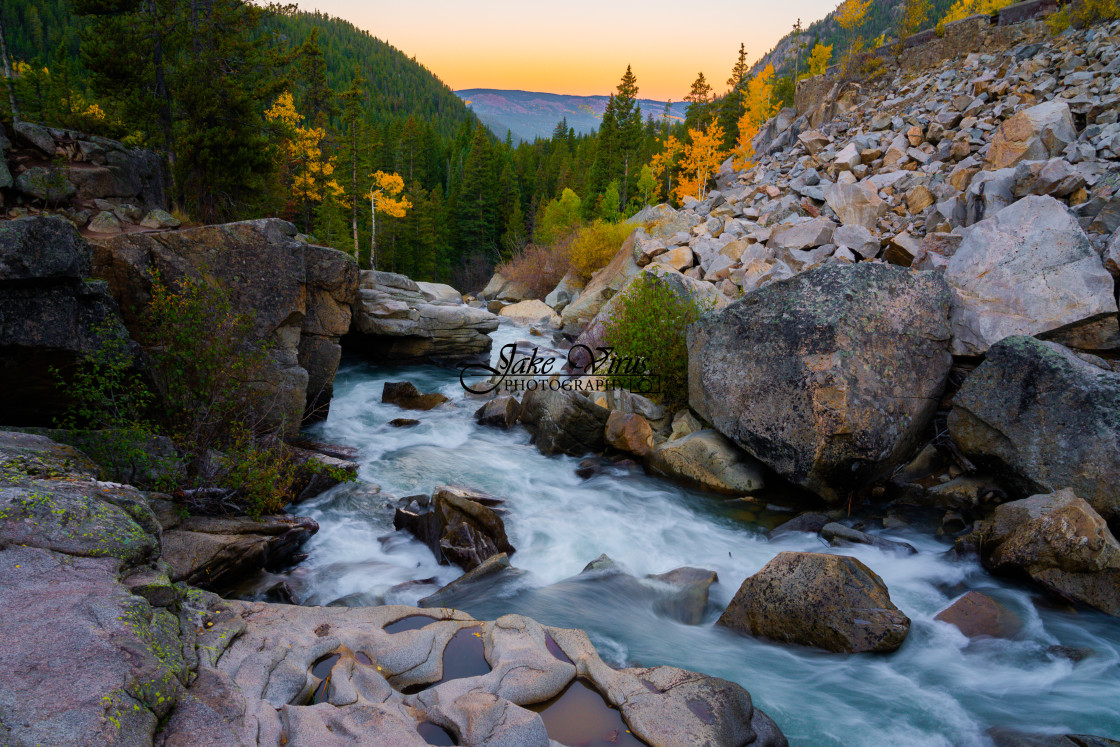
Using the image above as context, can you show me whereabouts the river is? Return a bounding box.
[260,321,1120,747]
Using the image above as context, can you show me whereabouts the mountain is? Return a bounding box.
[748,0,959,80]
[455,89,689,142]
[267,12,477,138]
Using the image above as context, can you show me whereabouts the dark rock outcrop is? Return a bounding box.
[159,512,319,591]
[949,336,1120,523]
[0,217,132,425]
[688,262,952,503]
[717,551,911,653]
[91,219,358,436]
[519,388,610,457]
[394,486,515,571]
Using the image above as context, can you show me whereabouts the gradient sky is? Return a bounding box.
[296,0,842,101]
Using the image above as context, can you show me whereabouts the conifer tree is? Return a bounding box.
[684,71,712,130]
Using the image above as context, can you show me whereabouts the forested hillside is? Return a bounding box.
[2,0,1043,289]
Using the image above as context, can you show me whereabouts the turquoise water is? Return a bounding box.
[279,322,1120,747]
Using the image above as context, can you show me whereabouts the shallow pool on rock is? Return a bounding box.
[263,322,1120,746]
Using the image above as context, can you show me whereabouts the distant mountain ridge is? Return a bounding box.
[456,89,689,142]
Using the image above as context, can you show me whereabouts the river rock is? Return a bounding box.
[351,270,499,364]
[717,551,911,653]
[934,591,1022,639]
[382,381,449,410]
[157,599,785,747]
[988,729,1120,747]
[605,411,655,457]
[480,271,530,301]
[949,336,1120,523]
[417,281,462,304]
[161,514,319,590]
[985,100,1078,170]
[474,395,521,428]
[820,522,918,554]
[646,429,765,494]
[519,388,609,456]
[688,262,952,503]
[499,299,561,327]
[964,489,1120,617]
[0,217,133,426]
[945,196,1116,356]
[393,486,515,571]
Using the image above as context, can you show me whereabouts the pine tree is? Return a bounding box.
[613,65,642,210]
[296,27,336,126]
[684,71,712,130]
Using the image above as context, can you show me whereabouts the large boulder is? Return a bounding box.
[945,196,1116,356]
[14,165,77,203]
[519,388,609,456]
[499,299,560,327]
[965,489,1120,617]
[350,270,499,364]
[949,337,1120,523]
[393,486,515,571]
[645,430,765,494]
[688,262,952,503]
[717,552,911,653]
[160,514,319,591]
[0,217,132,426]
[985,100,1078,171]
[92,219,357,436]
[823,183,887,230]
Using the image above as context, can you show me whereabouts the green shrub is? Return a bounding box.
[534,188,583,245]
[57,272,302,516]
[568,220,635,282]
[602,271,712,410]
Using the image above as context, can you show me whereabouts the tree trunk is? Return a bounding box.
[0,14,20,125]
[370,194,377,271]
[351,132,359,258]
[145,0,177,202]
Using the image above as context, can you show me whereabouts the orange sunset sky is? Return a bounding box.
[296,0,843,101]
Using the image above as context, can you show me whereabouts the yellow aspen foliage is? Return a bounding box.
[675,124,727,203]
[266,91,344,205]
[805,43,834,77]
[369,171,411,218]
[836,0,872,30]
[940,0,1014,24]
[649,135,683,201]
[733,65,778,170]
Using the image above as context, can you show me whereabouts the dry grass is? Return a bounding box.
[496,240,572,299]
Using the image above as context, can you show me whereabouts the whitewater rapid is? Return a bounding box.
[267,322,1120,747]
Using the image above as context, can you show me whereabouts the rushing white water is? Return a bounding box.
[270,322,1120,746]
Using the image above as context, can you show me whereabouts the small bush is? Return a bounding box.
[568,221,635,282]
[1050,0,1119,30]
[58,272,303,517]
[496,241,572,299]
[602,271,713,410]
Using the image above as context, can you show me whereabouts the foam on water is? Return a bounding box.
[282,321,1120,746]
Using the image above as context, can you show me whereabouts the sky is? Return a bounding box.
[295,0,842,101]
